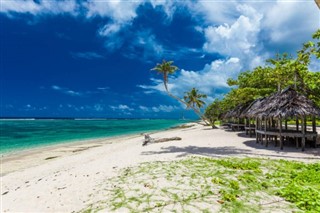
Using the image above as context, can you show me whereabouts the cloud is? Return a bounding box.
[139,105,150,112]
[152,105,180,113]
[94,104,104,112]
[139,1,319,103]
[139,105,180,113]
[262,1,319,52]
[149,0,179,21]
[97,87,109,90]
[98,22,122,36]
[0,0,78,16]
[190,1,239,25]
[139,57,242,101]
[70,51,104,60]
[123,30,164,61]
[85,0,142,21]
[110,104,134,112]
[51,85,82,97]
[22,104,36,111]
[203,4,264,70]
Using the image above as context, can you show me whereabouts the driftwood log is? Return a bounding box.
[142,134,181,146]
[154,137,182,143]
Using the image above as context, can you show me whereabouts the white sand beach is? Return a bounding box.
[1,123,320,212]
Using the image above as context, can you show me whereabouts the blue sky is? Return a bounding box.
[1,0,319,118]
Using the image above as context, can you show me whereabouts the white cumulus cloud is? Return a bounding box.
[0,0,78,16]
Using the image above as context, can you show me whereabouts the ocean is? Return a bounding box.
[0,119,189,155]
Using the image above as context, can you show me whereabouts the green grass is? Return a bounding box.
[81,157,320,213]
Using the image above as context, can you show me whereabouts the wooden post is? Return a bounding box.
[264,117,268,147]
[312,116,316,148]
[280,117,283,150]
[304,118,307,133]
[245,118,248,135]
[285,119,288,130]
[249,118,252,137]
[301,116,306,151]
[295,118,299,148]
[255,117,258,143]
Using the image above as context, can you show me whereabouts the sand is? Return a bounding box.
[1,123,319,212]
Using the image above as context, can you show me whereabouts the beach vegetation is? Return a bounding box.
[81,157,320,213]
[204,99,223,128]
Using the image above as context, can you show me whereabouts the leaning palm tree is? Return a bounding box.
[152,60,210,125]
[151,60,181,103]
[315,0,320,9]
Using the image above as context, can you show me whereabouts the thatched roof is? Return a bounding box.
[244,87,320,119]
[224,103,251,119]
[240,98,266,118]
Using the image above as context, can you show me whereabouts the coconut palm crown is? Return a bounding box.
[151,60,178,91]
[184,88,207,110]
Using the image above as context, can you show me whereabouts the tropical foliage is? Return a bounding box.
[204,99,223,128]
[184,88,207,110]
[151,60,178,91]
[205,29,320,121]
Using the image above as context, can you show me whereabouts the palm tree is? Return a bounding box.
[151,60,210,125]
[184,88,209,123]
[184,88,207,110]
[151,60,187,105]
[151,60,178,92]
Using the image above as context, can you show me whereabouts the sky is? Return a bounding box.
[1,0,319,118]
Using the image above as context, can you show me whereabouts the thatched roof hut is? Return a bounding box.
[241,98,267,118]
[224,103,251,119]
[246,87,320,119]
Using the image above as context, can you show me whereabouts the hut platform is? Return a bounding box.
[230,123,245,131]
[245,126,256,137]
[256,129,317,151]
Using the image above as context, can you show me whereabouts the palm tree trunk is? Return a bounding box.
[315,0,320,9]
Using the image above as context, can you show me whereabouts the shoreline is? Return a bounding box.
[1,123,319,212]
[1,118,190,158]
[0,123,190,176]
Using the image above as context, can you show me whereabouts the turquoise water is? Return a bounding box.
[0,119,189,154]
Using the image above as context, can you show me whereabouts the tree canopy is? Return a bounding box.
[205,29,320,120]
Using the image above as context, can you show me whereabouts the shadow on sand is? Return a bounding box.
[141,139,320,160]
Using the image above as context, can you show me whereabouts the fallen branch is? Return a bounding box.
[142,134,181,146]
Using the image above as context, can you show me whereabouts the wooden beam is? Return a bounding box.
[285,119,288,130]
[304,118,307,133]
[296,118,299,131]
[280,117,283,150]
[265,118,268,147]
[255,117,259,143]
[301,116,306,151]
[312,116,317,148]
[249,118,252,137]
[245,118,248,135]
